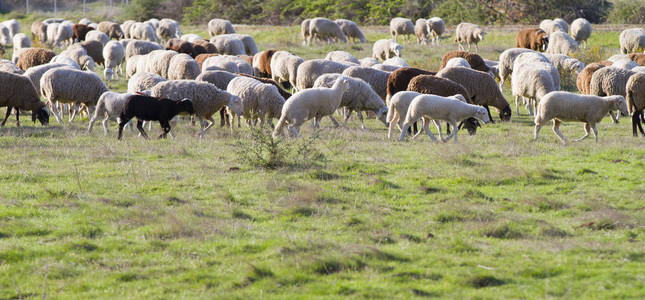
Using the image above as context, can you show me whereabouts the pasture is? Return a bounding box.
[1,21,644,298]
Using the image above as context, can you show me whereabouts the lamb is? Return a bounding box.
[295,59,353,91]
[97,21,125,40]
[534,92,628,143]
[229,34,258,55]
[150,80,243,137]
[307,17,347,45]
[342,66,391,101]
[270,51,304,89]
[165,38,198,58]
[372,39,403,61]
[72,24,93,42]
[426,17,445,45]
[398,94,490,142]
[389,18,414,44]
[103,41,125,81]
[117,94,194,140]
[313,74,388,129]
[145,50,178,79]
[88,91,135,133]
[497,48,535,89]
[31,21,48,43]
[629,53,645,66]
[325,51,360,65]
[414,18,429,45]
[515,28,549,52]
[300,19,311,46]
[540,19,565,35]
[40,68,109,123]
[130,22,157,43]
[570,18,592,49]
[589,66,637,123]
[157,19,182,43]
[210,35,246,55]
[454,23,486,52]
[335,19,366,43]
[253,49,277,78]
[445,57,472,69]
[167,53,201,80]
[127,72,166,94]
[512,61,559,116]
[436,66,512,122]
[576,63,606,95]
[226,76,285,127]
[386,91,421,139]
[202,55,252,75]
[273,77,349,138]
[0,71,50,127]
[15,48,56,71]
[208,19,236,37]
[546,32,580,55]
[439,51,489,73]
[125,40,161,59]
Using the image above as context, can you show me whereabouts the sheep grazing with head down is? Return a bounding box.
[103,41,125,81]
[398,94,490,143]
[619,28,645,54]
[226,76,286,128]
[546,32,579,55]
[389,18,414,44]
[295,59,353,91]
[445,57,472,69]
[300,19,311,46]
[40,68,108,123]
[414,18,429,45]
[386,91,422,139]
[372,39,403,61]
[570,18,592,49]
[118,94,193,140]
[511,62,557,116]
[88,91,135,133]
[307,17,347,45]
[534,92,628,143]
[515,28,549,52]
[342,66,391,101]
[454,23,486,52]
[439,51,489,73]
[426,17,445,46]
[210,35,246,55]
[208,18,235,37]
[15,48,56,71]
[0,71,50,127]
[335,19,366,43]
[97,21,125,40]
[497,48,535,89]
[273,77,350,138]
[325,50,360,65]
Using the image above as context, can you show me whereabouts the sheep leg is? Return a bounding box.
[49,101,64,124]
[433,120,445,142]
[633,111,645,137]
[441,122,456,143]
[117,117,132,140]
[515,95,522,116]
[312,117,321,135]
[328,115,341,128]
[591,123,599,143]
[534,123,544,140]
[576,123,591,142]
[398,123,411,141]
[484,105,495,124]
[102,115,110,134]
[449,121,459,142]
[137,120,149,139]
[158,120,170,139]
[387,112,398,140]
[219,108,228,127]
[356,111,367,130]
[1,107,13,127]
[552,119,567,144]
[412,117,428,140]
[609,111,618,123]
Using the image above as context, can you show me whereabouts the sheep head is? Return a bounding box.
[608,95,629,117]
[177,98,194,115]
[376,107,388,126]
[475,107,490,124]
[535,30,549,51]
[458,118,481,135]
[104,67,114,81]
[227,95,244,116]
[475,28,486,42]
[499,105,512,122]
[32,107,50,126]
[390,41,403,58]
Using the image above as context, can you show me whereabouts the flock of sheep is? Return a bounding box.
[0,15,645,143]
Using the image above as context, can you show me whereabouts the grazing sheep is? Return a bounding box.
[270,51,304,89]
[150,80,243,137]
[325,50,360,65]
[296,59,353,91]
[553,18,570,33]
[454,23,486,52]
[308,17,347,45]
[24,63,78,99]
[157,19,182,43]
[103,41,125,81]
[229,34,258,55]
[196,70,241,128]
[515,28,549,52]
[130,22,157,43]
[226,76,285,127]
[383,57,409,67]
[497,48,535,89]
[2,19,20,39]
[360,57,379,67]
[85,30,110,45]
[273,77,350,138]
[534,92,628,143]
[436,66,511,122]
[253,49,277,78]
[427,17,445,45]
[208,19,236,37]
[40,68,109,123]
[589,66,637,123]
[0,60,23,74]
[145,18,160,31]
[629,53,645,66]
[126,54,148,79]
[389,18,414,44]
[181,34,202,42]
[576,63,606,95]
[612,58,640,70]
[58,46,96,71]
[73,40,105,67]
[544,53,585,80]
[398,94,490,142]
[439,51,489,73]
[511,62,557,116]
[570,18,592,49]
[31,22,48,43]
[540,19,565,35]
[0,24,11,45]
[335,19,366,43]
[342,66,390,101]
[127,72,166,94]
[121,20,135,39]
[15,48,56,71]
[167,53,201,80]
[445,57,472,69]
[202,55,252,75]
[414,18,429,45]
[239,73,292,101]
[372,64,401,72]
[626,73,645,136]
[513,52,561,90]
[12,34,31,54]
[72,24,93,42]
[117,94,193,140]
[193,39,217,54]
[88,91,135,133]
[165,38,198,58]
[210,35,246,55]
[372,39,403,61]
[0,71,50,127]
[386,91,421,139]
[386,67,436,104]
[301,19,311,46]
[546,32,579,55]
[145,50,178,78]
[97,21,125,40]
[125,40,162,59]
[54,23,74,48]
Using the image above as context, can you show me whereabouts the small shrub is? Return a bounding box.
[466,274,506,288]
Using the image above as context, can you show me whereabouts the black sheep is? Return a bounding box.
[118,95,194,140]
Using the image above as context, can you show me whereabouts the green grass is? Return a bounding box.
[1,21,645,298]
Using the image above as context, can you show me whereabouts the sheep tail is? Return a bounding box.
[385,103,396,124]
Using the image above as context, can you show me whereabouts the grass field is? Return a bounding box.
[1,19,645,298]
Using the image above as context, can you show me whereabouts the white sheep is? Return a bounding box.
[383,57,409,67]
[126,54,148,79]
[389,18,414,44]
[125,40,162,59]
[589,66,637,123]
[24,63,78,98]
[553,18,569,33]
[208,19,236,37]
[445,57,472,69]
[229,34,258,55]
[130,22,157,43]
[534,92,628,143]
[620,28,645,54]
[127,72,166,94]
[540,19,565,35]
[498,48,535,89]
[325,51,360,65]
[342,66,391,101]
[546,32,580,55]
[414,18,429,45]
[226,76,285,127]
[0,24,11,45]
[145,50,178,79]
[371,64,401,72]
[514,52,561,90]
[372,39,403,61]
[427,17,445,46]
[55,23,74,48]
[512,62,557,116]
[85,30,110,45]
[335,19,366,43]
[570,18,592,49]
[612,58,639,70]
[386,91,421,139]
[273,77,350,138]
[202,55,252,75]
[359,57,379,67]
[454,23,486,52]
[2,19,20,39]
[180,34,202,43]
[300,19,311,46]
[167,53,201,80]
[196,70,238,91]
[157,18,182,43]
[0,59,23,74]
[543,53,585,77]
[398,94,490,142]
[57,46,96,71]
[307,17,347,45]
[210,35,246,55]
[40,68,109,123]
[150,80,244,137]
[103,41,125,81]
[88,91,135,133]
[46,23,60,46]
[12,33,30,53]
[270,51,304,89]
[295,59,353,91]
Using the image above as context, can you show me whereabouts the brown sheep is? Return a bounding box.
[15,48,56,71]
[237,55,254,66]
[193,39,218,53]
[515,28,549,52]
[72,24,93,42]
[253,49,278,78]
[628,53,645,66]
[97,21,125,40]
[598,60,614,66]
[75,40,105,67]
[626,73,645,137]
[386,67,436,104]
[576,63,606,95]
[439,51,489,73]
[165,38,198,58]
[195,53,219,69]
